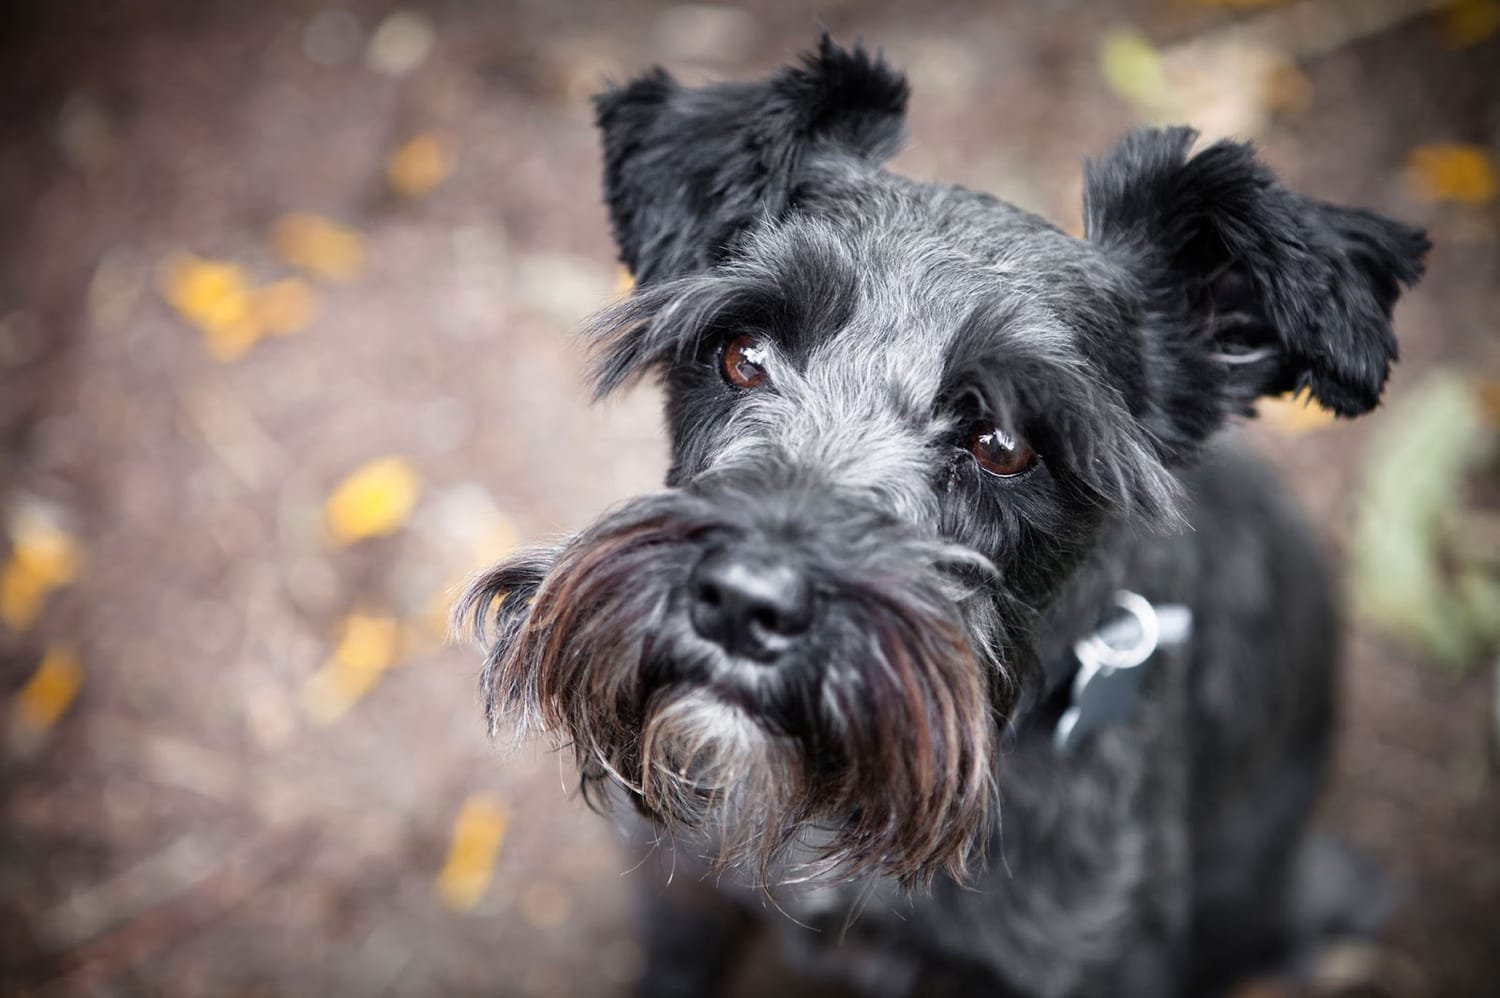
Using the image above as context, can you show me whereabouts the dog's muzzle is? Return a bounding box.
[456,476,1010,886]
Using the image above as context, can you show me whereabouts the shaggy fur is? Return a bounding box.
[456,37,1427,997]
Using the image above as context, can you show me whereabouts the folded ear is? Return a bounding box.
[1084,127,1428,455]
[594,35,907,285]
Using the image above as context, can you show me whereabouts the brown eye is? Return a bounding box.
[721,334,769,389]
[968,426,1035,478]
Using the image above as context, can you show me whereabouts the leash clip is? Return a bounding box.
[1054,591,1189,755]
[1074,590,1160,673]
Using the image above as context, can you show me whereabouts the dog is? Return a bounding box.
[457,37,1428,997]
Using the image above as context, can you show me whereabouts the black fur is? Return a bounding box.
[457,38,1427,998]
[1083,126,1429,457]
[595,35,907,285]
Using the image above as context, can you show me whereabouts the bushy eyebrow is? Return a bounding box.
[588,274,776,397]
[588,220,859,398]
[938,300,1182,527]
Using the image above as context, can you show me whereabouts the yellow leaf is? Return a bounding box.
[1264,61,1313,117]
[387,132,454,197]
[436,795,509,911]
[612,267,635,300]
[301,613,401,723]
[1440,0,1500,48]
[325,457,423,545]
[0,569,46,634]
[1099,29,1166,111]
[13,647,83,732]
[160,256,320,357]
[250,277,319,336]
[1406,144,1497,205]
[1258,389,1338,434]
[334,612,401,671]
[271,213,366,283]
[1,522,82,632]
[160,254,266,359]
[160,254,253,330]
[10,522,81,587]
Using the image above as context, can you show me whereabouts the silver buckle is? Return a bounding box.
[1053,591,1163,754]
[1074,590,1160,675]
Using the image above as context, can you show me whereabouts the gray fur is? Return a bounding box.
[455,39,1426,997]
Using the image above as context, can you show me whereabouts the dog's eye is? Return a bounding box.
[721,334,770,390]
[967,426,1035,478]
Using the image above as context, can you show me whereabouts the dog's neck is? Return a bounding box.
[1016,518,1188,745]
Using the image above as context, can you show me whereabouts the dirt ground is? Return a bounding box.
[1,1,1497,996]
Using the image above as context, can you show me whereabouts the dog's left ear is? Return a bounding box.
[1084,127,1428,456]
[595,35,907,285]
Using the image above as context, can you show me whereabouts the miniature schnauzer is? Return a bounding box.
[458,38,1427,997]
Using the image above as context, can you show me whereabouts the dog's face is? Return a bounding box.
[458,39,1425,887]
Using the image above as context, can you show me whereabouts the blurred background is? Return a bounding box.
[0,0,1496,995]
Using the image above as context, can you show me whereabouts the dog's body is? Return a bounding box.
[632,441,1344,998]
[459,40,1426,997]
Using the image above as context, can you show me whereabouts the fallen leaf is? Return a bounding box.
[1406,144,1497,205]
[0,569,46,634]
[1099,28,1167,111]
[160,255,250,329]
[1256,389,1338,434]
[251,277,319,336]
[159,254,263,361]
[1263,61,1313,117]
[387,132,454,197]
[436,795,509,911]
[325,457,423,546]
[13,647,83,732]
[612,267,635,300]
[1440,0,1500,48]
[334,612,401,671]
[301,613,401,723]
[1,519,82,632]
[271,213,366,283]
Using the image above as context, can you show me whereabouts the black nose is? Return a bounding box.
[688,548,815,661]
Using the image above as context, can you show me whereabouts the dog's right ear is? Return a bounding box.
[595,35,907,285]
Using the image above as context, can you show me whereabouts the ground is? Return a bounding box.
[0,1,1496,996]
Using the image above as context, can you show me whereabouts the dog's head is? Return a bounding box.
[458,38,1426,887]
